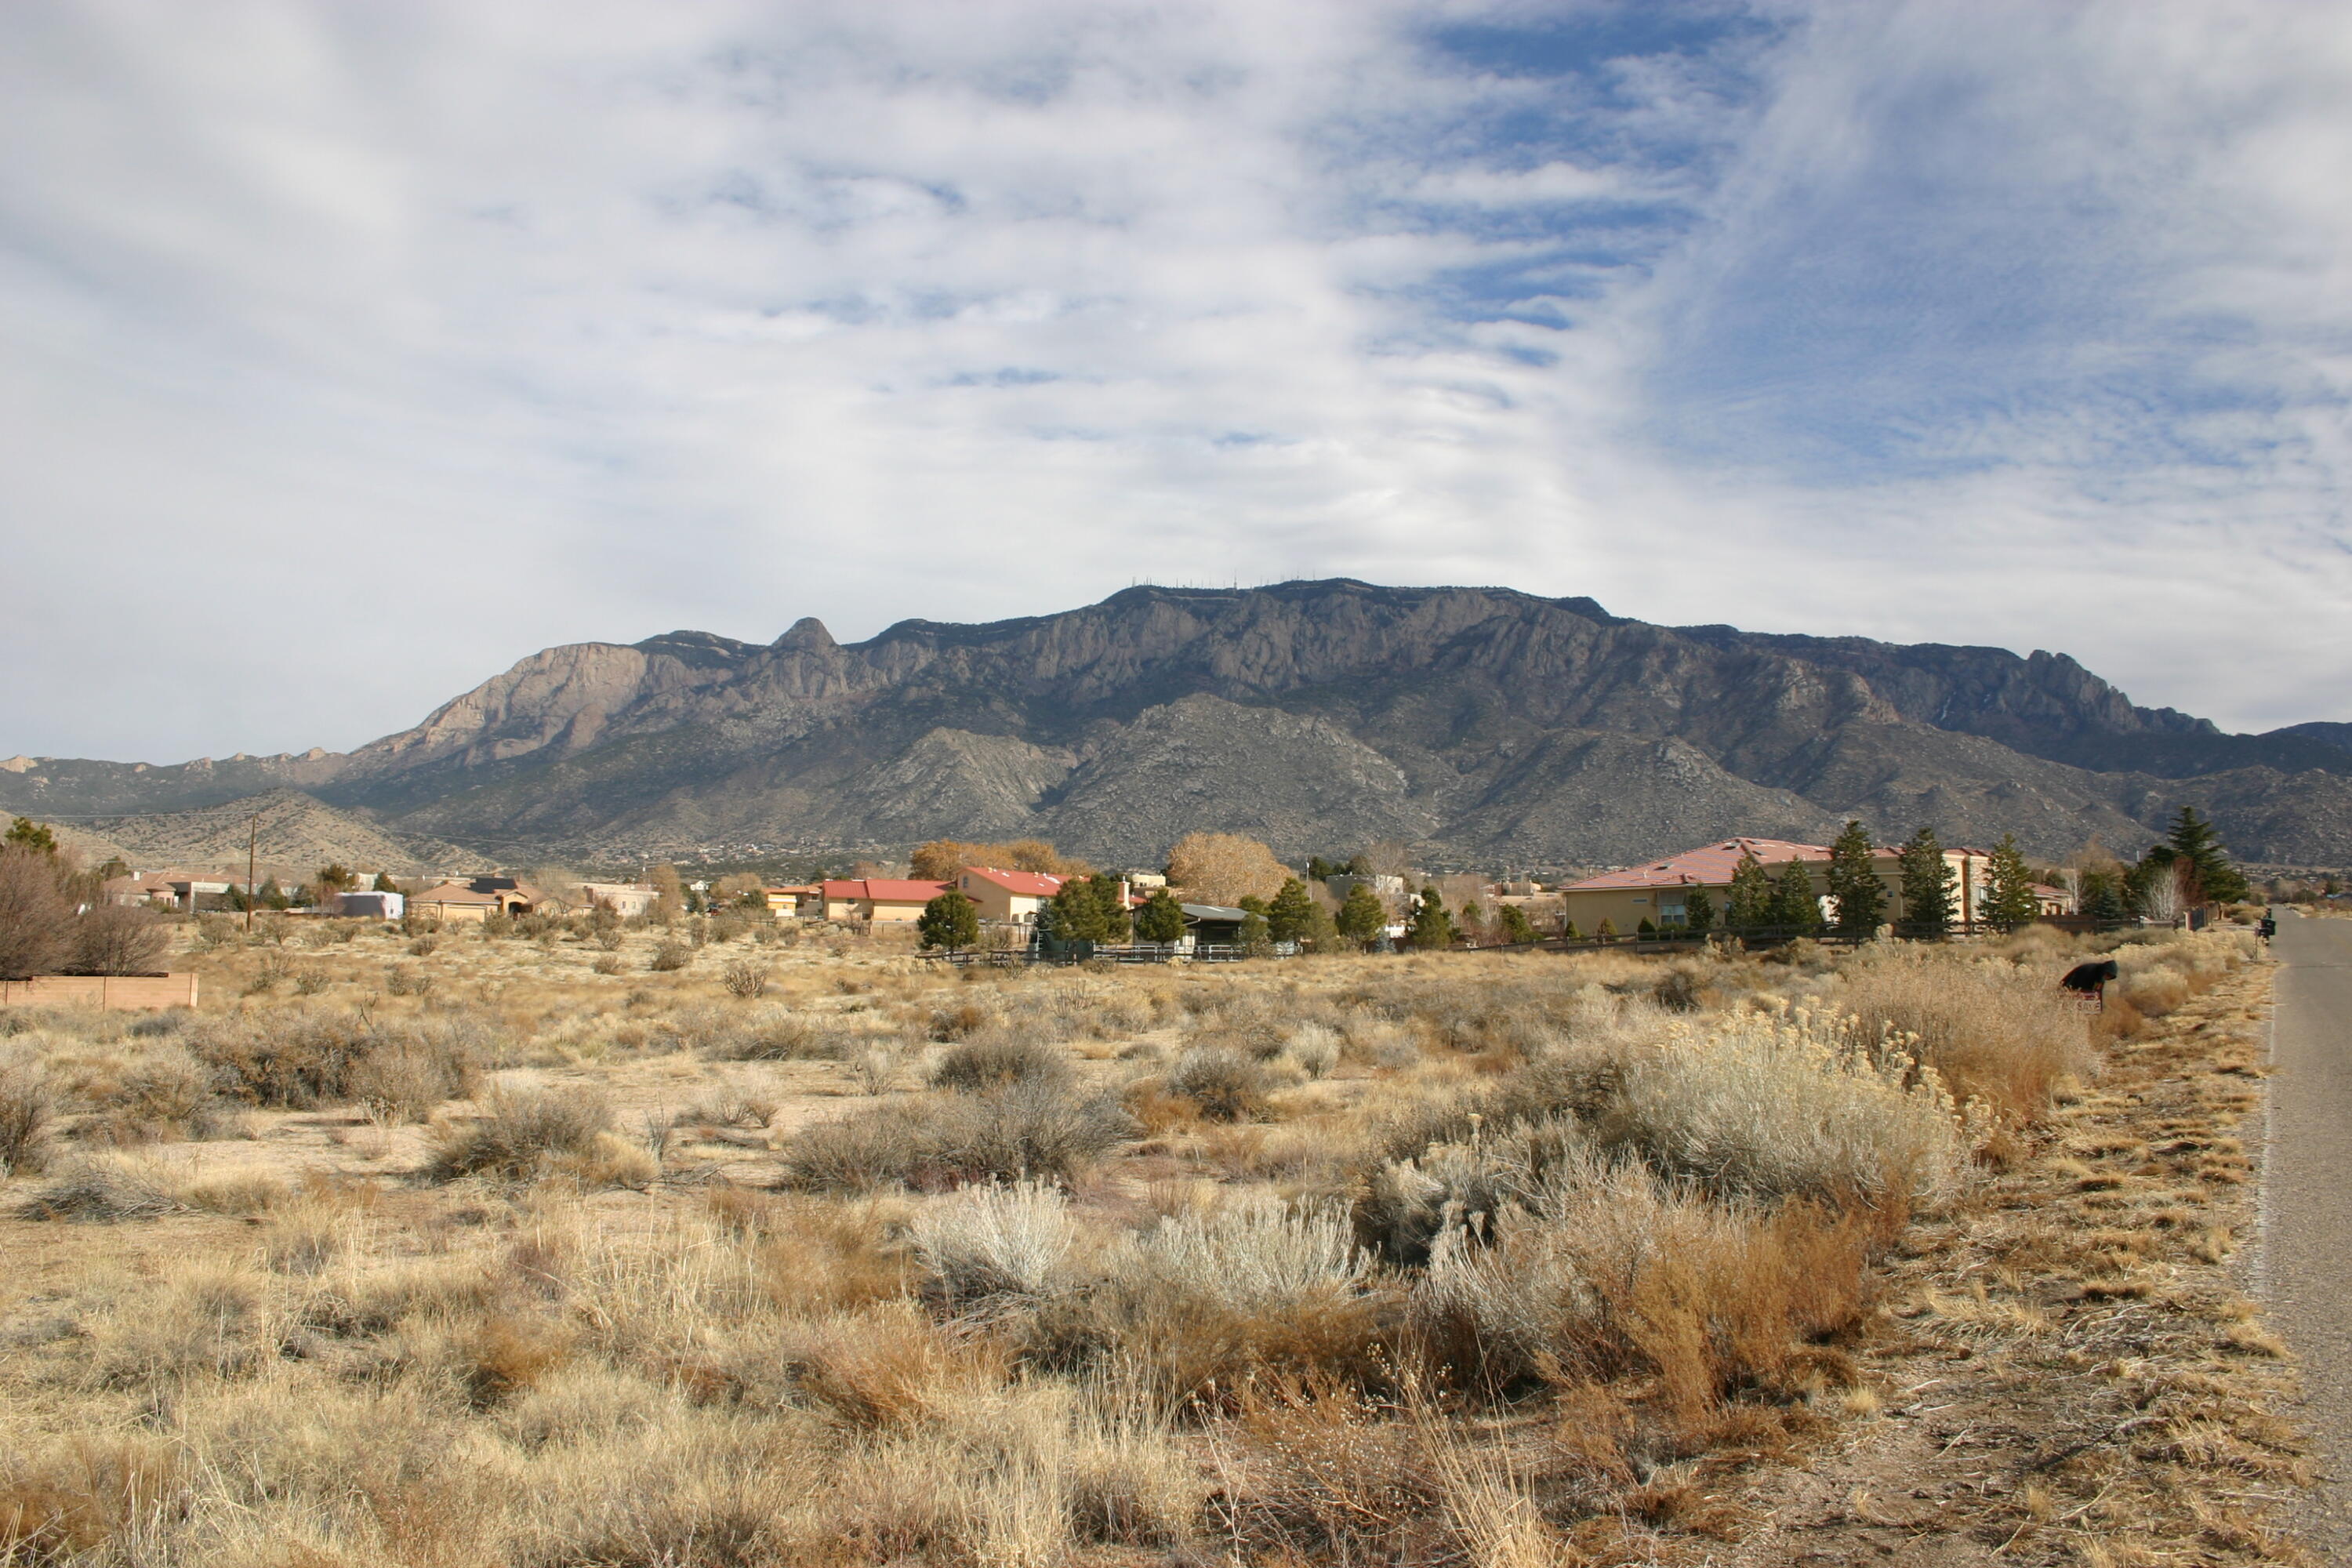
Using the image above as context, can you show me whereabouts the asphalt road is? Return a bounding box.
[2265,909,2352,1555]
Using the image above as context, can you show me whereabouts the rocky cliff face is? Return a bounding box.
[8,581,2349,869]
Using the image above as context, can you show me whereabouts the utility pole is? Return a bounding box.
[245,810,258,935]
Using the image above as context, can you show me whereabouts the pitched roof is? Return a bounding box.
[863,879,949,902]
[1564,837,1838,892]
[822,879,948,903]
[412,882,506,906]
[961,866,1066,897]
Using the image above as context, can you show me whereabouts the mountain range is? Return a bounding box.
[7,580,2349,873]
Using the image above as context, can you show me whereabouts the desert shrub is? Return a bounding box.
[1280,1022,1341,1079]
[592,954,624,976]
[648,941,691,973]
[1834,948,2090,1122]
[1165,1045,1266,1122]
[848,1040,907,1094]
[1606,1007,1977,1212]
[425,1085,615,1181]
[407,933,440,957]
[2121,968,2190,1018]
[928,1000,999,1040]
[0,1054,52,1174]
[1410,1152,1871,1408]
[912,1178,1085,1308]
[1030,1198,1387,1407]
[188,1011,495,1111]
[720,959,770,998]
[930,1034,1072,1093]
[701,1009,849,1062]
[1356,1118,1591,1266]
[385,965,434,997]
[782,1082,1133,1192]
[14,1156,187,1221]
[347,1029,481,1123]
[74,1050,227,1144]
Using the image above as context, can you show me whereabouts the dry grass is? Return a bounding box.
[0,915,2296,1566]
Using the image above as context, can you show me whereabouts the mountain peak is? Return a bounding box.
[774,617,837,652]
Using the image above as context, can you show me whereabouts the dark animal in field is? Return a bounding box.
[2060,960,2121,996]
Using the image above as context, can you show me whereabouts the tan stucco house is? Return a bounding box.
[819,878,948,923]
[1560,836,1998,934]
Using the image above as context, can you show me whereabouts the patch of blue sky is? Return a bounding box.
[1422,5,1782,89]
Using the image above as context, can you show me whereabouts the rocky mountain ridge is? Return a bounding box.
[5,581,2347,869]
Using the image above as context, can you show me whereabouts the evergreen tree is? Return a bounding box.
[373,872,398,893]
[1335,884,1387,947]
[4,817,56,855]
[1087,876,1133,942]
[1458,900,1485,942]
[1265,877,1316,943]
[1497,903,1539,944]
[1896,829,1955,937]
[1982,833,2042,930]
[1824,820,1886,937]
[2079,869,2126,922]
[1683,887,1716,935]
[317,863,354,892]
[2164,806,2249,903]
[1769,858,1823,934]
[1134,887,1185,944]
[1236,906,1272,954]
[1562,919,1583,942]
[916,889,981,952]
[1726,853,1775,931]
[1406,885,1455,949]
[1305,855,1340,883]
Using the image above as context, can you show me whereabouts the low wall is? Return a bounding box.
[0,973,201,1011]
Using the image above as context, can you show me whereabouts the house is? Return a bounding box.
[763,884,821,919]
[1559,837,1997,935]
[1326,873,1405,902]
[100,872,180,908]
[578,882,658,919]
[1179,903,1250,944]
[409,877,543,923]
[2034,883,2078,917]
[819,878,949,923]
[954,866,1069,925]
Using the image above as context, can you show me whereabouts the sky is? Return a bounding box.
[5,0,2350,761]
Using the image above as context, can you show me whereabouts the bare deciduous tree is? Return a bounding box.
[0,845,72,981]
[71,902,171,976]
[1164,833,1288,906]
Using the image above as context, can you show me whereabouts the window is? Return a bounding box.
[1658,901,1687,927]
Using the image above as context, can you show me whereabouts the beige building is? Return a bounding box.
[953,866,1069,925]
[410,877,545,924]
[819,878,948,923]
[1559,837,1997,935]
[763,884,820,919]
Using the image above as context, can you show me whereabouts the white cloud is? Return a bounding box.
[1,0,2348,762]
